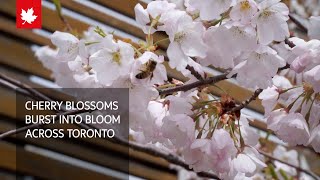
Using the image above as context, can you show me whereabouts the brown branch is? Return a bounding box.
[278,63,291,72]
[186,65,204,80]
[160,63,291,96]
[159,72,230,95]
[228,88,263,113]
[289,14,308,33]
[285,38,296,48]
[0,73,54,102]
[258,150,319,180]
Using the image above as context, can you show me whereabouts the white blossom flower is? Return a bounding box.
[231,147,266,177]
[301,100,320,130]
[35,46,80,88]
[201,23,257,69]
[252,0,289,45]
[259,86,279,115]
[90,36,134,86]
[266,109,287,132]
[308,16,320,39]
[272,75,292,89]
[161,114,195,148]
[230,0,258,24]
[112,76,159,116]
[136,101,169,144]
[183,129,237,173]
[188,0,235,20]
[238,116,260,146]
[166,94,193,116]
[309,125,320,153]
[304,65,320,93]
[230,46,286,89]
[51,31,79,61]
[134,1,176,34]
[287,38,320,73]
[131,51,167,85]
[166,14,207,71]
[268,111,310,146]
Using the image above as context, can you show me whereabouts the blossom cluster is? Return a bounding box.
[35,0,320,179]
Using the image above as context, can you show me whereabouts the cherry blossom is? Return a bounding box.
[51,31,80,61]
[188,0,235,21]
[267,111,310,146]
[161,114,195,148]
[134,1,176,34]
[288,38,320,73]
[309,125,320,153]
[308,16,320,39]
[259,86,280,115]
[90,36,134,86]
[238,116,260,146]
[230,0,258,24]
[201,23,257,69]
[230,46,286,88]
[131,51,167,85]
[252,0,289,45]
[183,129,237,174]
[230,147,266,178]
[304,65,320,92]
[166,14,207,71]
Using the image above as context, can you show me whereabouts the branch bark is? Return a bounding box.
[0,73,56,103]
[258,149,319,180]
[159,72,230,95]
[159,63,291,96]
[228,88,263,113]
[289,14,308,33]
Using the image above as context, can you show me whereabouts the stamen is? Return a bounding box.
[112,52,121,65]
[240,0,251,11]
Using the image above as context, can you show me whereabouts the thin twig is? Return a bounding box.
[289,14,308,33]
[228,88,263,113]
[159,72,230,95]
[186,65,204,80]
[0,73,56,105]
[258,150,319,180]
[285,38,296,48]
[278,63,291,72]
[159,63,291,96]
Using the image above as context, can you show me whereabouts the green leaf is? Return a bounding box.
[279,169,289,180]
[267,164,279,179]
[52,0,62,18]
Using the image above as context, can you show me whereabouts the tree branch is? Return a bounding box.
[228,88,263,113]
[185,65,204,80]
[160,63,291,96]
[289,14,308,33]
[258,149,319,180]
[0,73,64,113]
[159,72,230,95]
